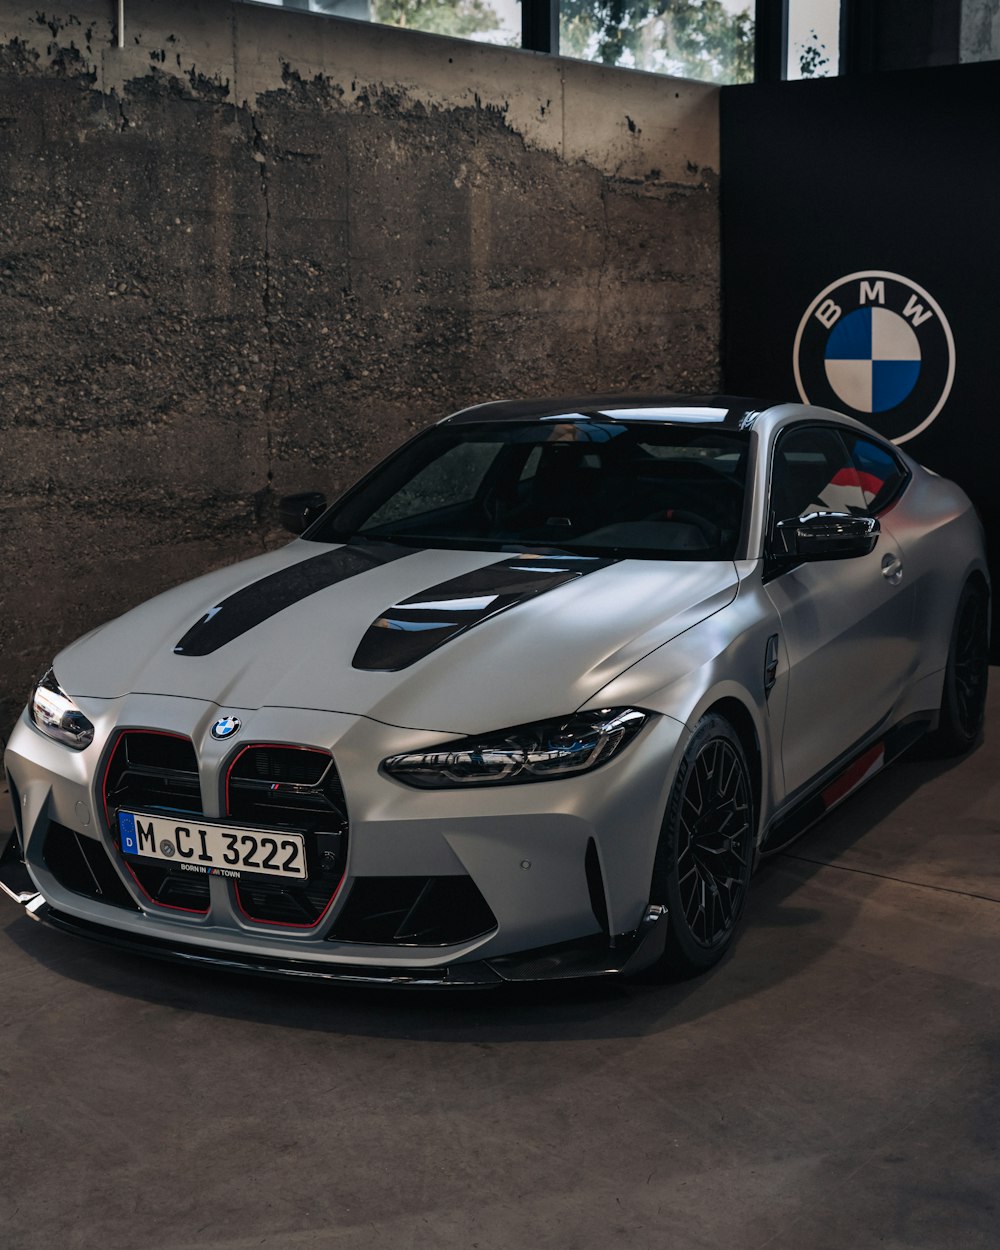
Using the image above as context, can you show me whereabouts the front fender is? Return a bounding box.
[579,568,785,836]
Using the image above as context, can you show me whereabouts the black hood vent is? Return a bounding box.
[352,554,615,671]
[174,540,417,657]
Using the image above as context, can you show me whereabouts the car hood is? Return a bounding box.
[55,541,738,734]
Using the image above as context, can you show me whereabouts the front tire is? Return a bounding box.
[924,580,989,758]
[645,714,755,980]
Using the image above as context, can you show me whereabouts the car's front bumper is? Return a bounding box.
[1,826,669,985]
[3,693,688,983]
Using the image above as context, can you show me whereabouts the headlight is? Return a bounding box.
[383,708,651,788]
[29,669,95,750]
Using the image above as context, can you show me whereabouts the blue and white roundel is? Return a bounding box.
[794,270,955,445]
[211,715,242,740]
[823,307,921,414]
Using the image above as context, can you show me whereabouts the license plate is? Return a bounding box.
[117,811,307,881]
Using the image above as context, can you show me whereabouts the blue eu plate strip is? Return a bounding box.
[119,811,138,853]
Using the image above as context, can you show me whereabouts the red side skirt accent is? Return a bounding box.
[822,743,885,810]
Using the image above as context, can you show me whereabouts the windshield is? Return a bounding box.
[309,421,751,560]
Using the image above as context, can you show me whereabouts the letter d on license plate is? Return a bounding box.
[118,811,307,880]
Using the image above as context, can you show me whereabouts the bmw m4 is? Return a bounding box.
[1,395,990,985]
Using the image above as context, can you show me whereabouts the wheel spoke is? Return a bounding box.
[680,865,700,924]
[707,886,719,942]
[687,870,708,936]
[718,752,738,802]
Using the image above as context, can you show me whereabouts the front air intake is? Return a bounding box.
[328,876,498,946]
[226,745,349,928]
[43,822,140,911]
[102,730,210,914]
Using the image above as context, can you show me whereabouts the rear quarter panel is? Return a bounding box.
[880,460,990,686]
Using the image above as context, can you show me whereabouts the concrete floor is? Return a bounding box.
[2,685,999,1250]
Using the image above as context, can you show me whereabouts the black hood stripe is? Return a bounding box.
[174,541,418,657]
[352,554,617,672]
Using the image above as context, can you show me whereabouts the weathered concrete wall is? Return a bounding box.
[0,0,720,732]
[962,0,1000,60]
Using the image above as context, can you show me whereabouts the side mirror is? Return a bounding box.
[278,491,328,535]
[772,511,879,561]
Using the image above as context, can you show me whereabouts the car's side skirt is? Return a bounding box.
[760,712,934,856]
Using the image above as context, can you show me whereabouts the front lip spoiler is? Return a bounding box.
[2,835,669,985]
[32,906,509,987]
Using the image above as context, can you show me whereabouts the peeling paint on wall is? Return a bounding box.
[0,0,720,728]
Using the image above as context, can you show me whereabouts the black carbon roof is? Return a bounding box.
[442,393,770,429]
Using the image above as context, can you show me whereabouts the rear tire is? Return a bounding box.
[924,580,989,758]
[644,714,755,981]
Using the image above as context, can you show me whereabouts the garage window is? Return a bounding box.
[247,0,755,81]
[370,0,522,47]
[250,0,520,46]
[560,0,755,80]
[786,0,839,79]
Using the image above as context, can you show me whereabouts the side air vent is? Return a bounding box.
[6,772,24,842]
[585,838,610,936]
[43,822,140,911]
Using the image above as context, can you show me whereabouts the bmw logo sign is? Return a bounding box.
[211,715,242,741]
[793,270,956,444]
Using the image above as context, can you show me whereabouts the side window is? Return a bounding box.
[844,434,908,514]
[770,426,868,522]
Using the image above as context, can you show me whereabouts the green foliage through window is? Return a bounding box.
[560,0,754,82]
[371,0,506,39]
[796,27,831,77]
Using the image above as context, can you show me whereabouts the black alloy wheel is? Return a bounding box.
[925,580,990,757]
[646,714,755,980]
[953,587,990,738]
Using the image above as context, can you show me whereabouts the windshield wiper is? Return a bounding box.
[353,532,428,547]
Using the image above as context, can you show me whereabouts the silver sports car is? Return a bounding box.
[1,396,990,985]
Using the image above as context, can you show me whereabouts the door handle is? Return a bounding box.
[881,553,903,584]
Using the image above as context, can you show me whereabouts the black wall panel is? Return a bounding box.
[720,60,1000,642]
[840,0,962,73]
